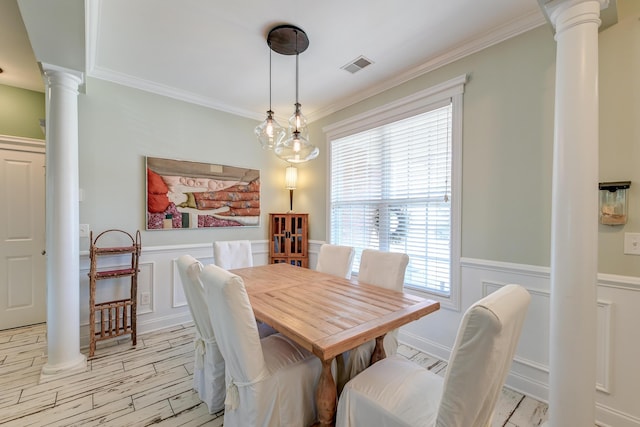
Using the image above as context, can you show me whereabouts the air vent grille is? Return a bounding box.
[341,56,373,74]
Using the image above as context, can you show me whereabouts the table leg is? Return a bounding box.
[312,358,336,427]
[370,334,387,365]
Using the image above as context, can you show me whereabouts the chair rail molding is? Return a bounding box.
[400,257,639,427]
[75,245,639,427]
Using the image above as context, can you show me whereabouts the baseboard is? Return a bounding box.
[79,310,192,349]
[398,329,451,362]
[596,403,640,427]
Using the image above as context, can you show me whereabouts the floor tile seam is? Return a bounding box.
[0,396,57,424]
[502,394,527,426]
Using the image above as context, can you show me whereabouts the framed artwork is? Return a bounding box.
[146,156,260,230]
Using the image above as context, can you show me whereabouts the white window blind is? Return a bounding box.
[330,102,453,295]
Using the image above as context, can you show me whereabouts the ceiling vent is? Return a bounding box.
[341,56,373,74]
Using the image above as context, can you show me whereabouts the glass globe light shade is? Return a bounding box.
[254,110,285,150]
[274,130,319,163]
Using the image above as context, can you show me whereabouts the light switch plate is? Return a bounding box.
[141,292,151,305]
[623,233,640,255]
[79,224,90,238]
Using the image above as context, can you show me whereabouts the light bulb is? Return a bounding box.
[255,110,285,150]
[288,103,308,141]
[274,130,318,163]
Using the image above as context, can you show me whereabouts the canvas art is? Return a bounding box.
[146,156,260,230]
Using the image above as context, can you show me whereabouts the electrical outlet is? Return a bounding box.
[79,224,90,238]
[624,233,640,255]
[141,292,151,305]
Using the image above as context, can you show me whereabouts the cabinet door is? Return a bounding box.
[270,214,289,257]
[288,215,307,258]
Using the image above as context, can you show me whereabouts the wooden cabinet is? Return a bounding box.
[88,229,141,357]
[269,213,308,267]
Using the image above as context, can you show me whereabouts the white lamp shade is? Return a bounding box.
[285,166,298,189]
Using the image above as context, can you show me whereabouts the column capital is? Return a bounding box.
[41,63,84,89]
[543,0,608,32]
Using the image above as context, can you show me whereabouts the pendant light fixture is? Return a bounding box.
[254,45,285,149]
[259,24,319,163]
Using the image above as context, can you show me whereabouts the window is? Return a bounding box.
[325,75,465,302]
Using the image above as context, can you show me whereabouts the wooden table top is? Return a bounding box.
[231,263,440,361]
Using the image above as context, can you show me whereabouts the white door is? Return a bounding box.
[0,146,46,330]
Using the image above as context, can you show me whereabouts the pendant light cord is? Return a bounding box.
[295,44,299,108]
[269,47,272,111]
[294,29,300,133]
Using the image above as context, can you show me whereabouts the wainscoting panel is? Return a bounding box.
[76,246,638,426]
[398,258,639,427]
[79,240,324,349]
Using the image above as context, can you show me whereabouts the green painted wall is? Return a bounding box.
[312,7,640,276]
[77,78,317,249]
[312,25,556,267]
[598,8,640,276]
[0,84,45,139]
[11,3,639,276]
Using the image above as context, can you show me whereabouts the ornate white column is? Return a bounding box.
[40,64,86,378]
[543,0,606,425]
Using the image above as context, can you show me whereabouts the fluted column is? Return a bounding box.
[40,64,86,378]
[543,0,606,425]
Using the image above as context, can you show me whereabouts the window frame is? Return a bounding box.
[323,74,466,310]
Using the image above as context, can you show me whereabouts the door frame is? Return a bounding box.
[0,134,45,154]
[0,134,46,330]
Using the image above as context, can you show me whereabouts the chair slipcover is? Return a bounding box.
[343,249,410,383]
[201,264,322,427]
[336,284,531,427]
[315,244,356,279]
[213,240,277,337]
[177,255,275,414]
[176,255,226,413]
[213,240,253,270]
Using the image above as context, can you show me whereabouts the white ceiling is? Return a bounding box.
[3,0,547,123]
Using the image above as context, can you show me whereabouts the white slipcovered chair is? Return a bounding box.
[176,255,276,414]
[315,244,356,279]
[336,284,531,427]
[213,239,276,337]
[176,254,226,413]
[213,240,253,269]
[201,263,323,427]
[342,249,409,384]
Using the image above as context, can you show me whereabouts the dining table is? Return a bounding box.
[231,262,440,427]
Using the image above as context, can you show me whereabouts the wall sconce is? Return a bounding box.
[285,166,298,212]
[599,181,630,225]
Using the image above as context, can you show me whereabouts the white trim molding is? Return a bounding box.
[325,76,467,311]
[400,257,638,426]
[0,134,45,153]
[78,240,323,348]
[76,243,639,426]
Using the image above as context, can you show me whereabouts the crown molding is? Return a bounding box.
[87,65,265,121]
[85,3,545,125]
[308,8,546,122]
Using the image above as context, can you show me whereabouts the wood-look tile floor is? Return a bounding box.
[0,323,548,426]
